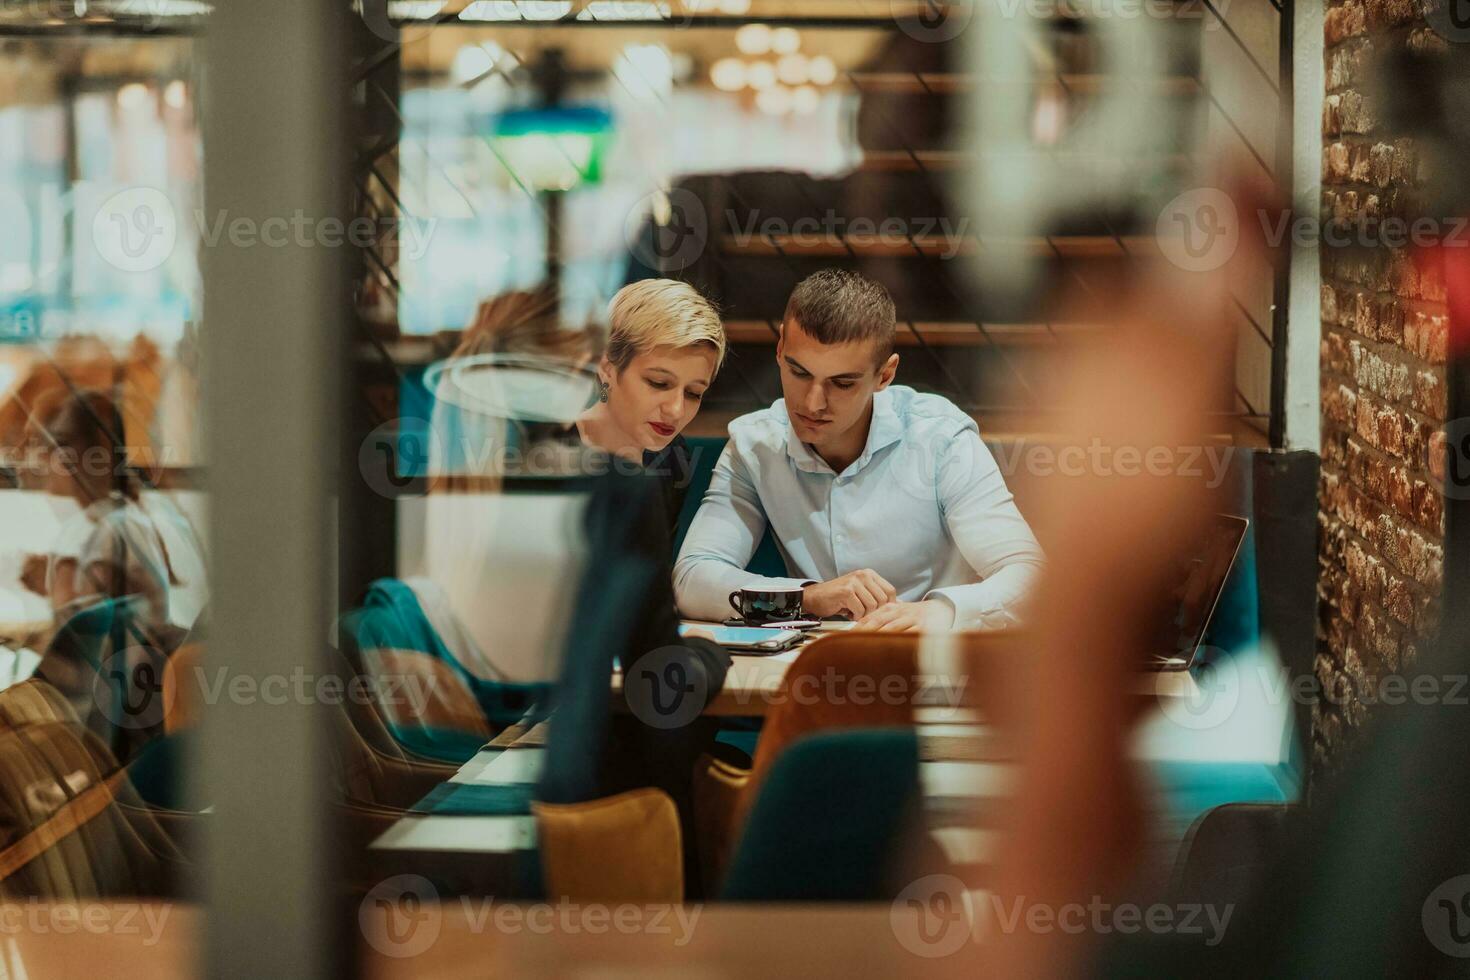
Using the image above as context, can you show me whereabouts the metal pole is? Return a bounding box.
[200,0,349,975]
[1268,0,1295,449]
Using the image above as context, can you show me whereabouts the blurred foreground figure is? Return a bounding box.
[959,182,1251,977]
[977,48,1470,970]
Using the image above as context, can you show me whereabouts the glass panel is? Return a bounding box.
[0,15,206,977]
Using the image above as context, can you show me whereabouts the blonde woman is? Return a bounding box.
[574,278,726,530]
[548,280,730,895]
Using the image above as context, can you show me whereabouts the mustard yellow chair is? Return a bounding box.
[533,788,684,903]
[160,643,205,735]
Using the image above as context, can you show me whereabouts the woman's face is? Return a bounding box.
[602,344,717,452]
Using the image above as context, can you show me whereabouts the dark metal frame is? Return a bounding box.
[1269,0,1294,449]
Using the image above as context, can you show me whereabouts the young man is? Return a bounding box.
[673,269,1044,632]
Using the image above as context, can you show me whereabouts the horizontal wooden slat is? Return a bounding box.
[720,234,1163,259]
[859,149,973,172]
[685,410,1270,448]
[723,320,1099,347]
[859,149,1196,173]
[846,72,1201,97]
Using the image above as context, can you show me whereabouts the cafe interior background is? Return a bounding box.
[0,0,1466,976]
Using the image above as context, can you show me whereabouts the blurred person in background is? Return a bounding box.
[23,389,185,626]
[19,389,205,754]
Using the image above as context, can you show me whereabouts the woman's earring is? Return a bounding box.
[598,379,610,403]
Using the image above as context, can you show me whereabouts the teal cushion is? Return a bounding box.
[127,730,204,811]
[721,728,920,902]
[338,579,552,764]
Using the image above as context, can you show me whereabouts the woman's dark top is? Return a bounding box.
[547,425,692,539]
[537,457,730,895]
[643,433,695,540]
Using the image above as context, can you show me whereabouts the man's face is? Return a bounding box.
[776,317,898,451]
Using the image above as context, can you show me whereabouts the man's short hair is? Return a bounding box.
[782,269,897,366]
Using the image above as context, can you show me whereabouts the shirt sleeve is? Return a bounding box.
[673,441,811,621]
[923,428,1046,630]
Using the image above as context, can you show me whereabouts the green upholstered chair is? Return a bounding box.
[720,728,922,902]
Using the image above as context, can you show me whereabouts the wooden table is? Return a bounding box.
[0,900,970,978]
[0,903,197,980]
[607,622,1199,717]
[362,903,949,979]
[371,631,1281,879]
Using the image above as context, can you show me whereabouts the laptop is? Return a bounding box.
[1147,514,1249,671]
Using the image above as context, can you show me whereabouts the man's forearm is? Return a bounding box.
[926,559,1044,631]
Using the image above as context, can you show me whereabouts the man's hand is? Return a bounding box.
[802,569,898,619]
[854,600,952,633]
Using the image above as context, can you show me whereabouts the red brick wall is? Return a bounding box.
[1315,0,1450,774]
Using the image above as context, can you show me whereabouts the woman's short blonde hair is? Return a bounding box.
[605,279,726,373]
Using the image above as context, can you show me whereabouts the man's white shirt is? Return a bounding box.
[673,386,1044,628]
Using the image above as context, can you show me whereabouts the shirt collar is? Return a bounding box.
[784,388,904,477]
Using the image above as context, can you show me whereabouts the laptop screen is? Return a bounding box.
[1153,514,1249,663]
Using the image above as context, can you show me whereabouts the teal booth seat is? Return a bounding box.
[337,578,553,765]
[128,730,202,811]
[721,728,922,902]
